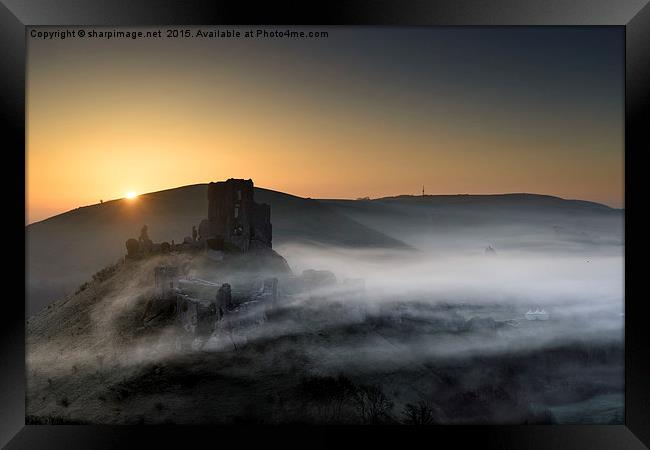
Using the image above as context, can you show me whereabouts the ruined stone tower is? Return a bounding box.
[205,178,272,252]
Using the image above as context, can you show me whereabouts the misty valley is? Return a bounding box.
[26,181,624,425]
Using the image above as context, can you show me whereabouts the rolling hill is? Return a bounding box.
[26,184,408,315]
[322,194,623,252]
[26,185,623,315]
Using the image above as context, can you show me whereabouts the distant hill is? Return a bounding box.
[26,186,623,315]
[26,184,408,315]
[321,194,623,252]
[324,193,621,223]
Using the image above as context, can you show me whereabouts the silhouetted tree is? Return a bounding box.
[299,374,357,421]
[402,401,436,425]
[353,384,393,424]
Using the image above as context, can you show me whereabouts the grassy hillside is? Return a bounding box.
[322,194,623,251]
[26,251,623,425]
[27,186,623,315]
[26,252,312,425]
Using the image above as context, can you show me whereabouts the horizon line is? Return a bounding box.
[25,182,624,226]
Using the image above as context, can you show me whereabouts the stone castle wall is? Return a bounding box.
[206,178,272,251]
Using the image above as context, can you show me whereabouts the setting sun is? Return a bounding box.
[125,192,137,199]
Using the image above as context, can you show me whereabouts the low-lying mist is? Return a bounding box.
[26,221,625,424]
[277,237,623,306]
[274,237,623,354]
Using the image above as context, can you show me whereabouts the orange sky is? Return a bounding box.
[26,27,624,224]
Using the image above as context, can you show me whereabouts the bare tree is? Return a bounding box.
[402,401,436,425]
[353,384,393,424]
[298,374,359,422]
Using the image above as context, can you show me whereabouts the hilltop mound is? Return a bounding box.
[26,249,304,425]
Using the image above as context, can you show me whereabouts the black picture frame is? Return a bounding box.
[3,1,649,448]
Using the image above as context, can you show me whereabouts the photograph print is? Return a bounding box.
[26,26,624,425]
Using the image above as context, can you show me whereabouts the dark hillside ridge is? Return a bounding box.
[27,184,408,314]
[27,186,621,315]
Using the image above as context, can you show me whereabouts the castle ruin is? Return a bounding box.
[200,178,272,252]
[149,265,277,349]
[136,179,277,349]
[126,178,272,259]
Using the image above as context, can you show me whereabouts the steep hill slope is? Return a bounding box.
[26,252,312,425]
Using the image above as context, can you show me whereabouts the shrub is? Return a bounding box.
[75,282,89,294]
[92,263,119,283]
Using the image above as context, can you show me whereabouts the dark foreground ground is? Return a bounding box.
[26,295,623,425]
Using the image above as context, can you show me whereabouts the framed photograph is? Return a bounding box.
[3,0,649,448]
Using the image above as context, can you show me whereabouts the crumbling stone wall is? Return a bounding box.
[173,281,234,339]
[251,202,272,249]
[176,294,200,334]
[154,266,179,300]
[215,283,232,318]
[206,178,272,252]
[125,238,140,258]
[253,278,278,303]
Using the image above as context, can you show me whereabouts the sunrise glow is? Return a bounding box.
[26,27,623,224]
